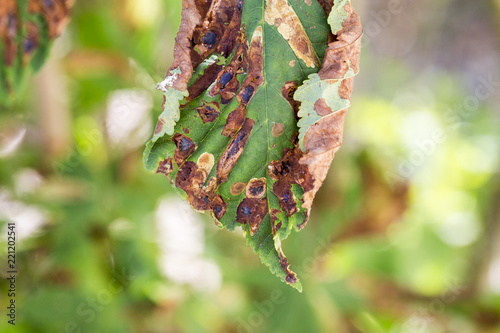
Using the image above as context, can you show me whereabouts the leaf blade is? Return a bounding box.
[145,0,362,290]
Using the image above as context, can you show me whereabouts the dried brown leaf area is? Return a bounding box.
[0,0,74,97]
[145,0,362,290]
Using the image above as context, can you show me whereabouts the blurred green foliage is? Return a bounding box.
[1,0,500,332]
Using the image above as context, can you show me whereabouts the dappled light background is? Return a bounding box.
[1,0,500,332]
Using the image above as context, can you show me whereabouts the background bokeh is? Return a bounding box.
[1,0,500,332]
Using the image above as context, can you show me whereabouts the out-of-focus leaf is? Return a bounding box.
[144,0,362,290]
[0,0,74,102]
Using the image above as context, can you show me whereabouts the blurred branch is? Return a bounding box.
[471,173,500,294]
[33,56,71,160]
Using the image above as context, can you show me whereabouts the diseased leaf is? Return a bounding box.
[144,0,362,290]
[0,0,74,101]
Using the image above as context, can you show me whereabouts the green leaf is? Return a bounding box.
[295,71,352,151]
[144,0,362,290]
[328,0,351,34]
[153,67,190,141]
[0,0,74,103]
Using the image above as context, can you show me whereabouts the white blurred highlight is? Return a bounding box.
[14,168,43,195]
[0,127,26,158]
[436,212,481,247]
[402,111,440,151]
[155,197,221,292]
[0,189,48,241]
[487,259,500,294]
[105,89,152,150]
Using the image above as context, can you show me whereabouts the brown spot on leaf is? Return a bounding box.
[175,161,198,190]
[269,136,314,190]
[154,117,166,135]
[296,210,309,231]
[205,176,217,193]
[313,98,333,116]
[264,0,319,67]
[156,157,173,175]
[221,26,263,137]
[318,4,362,80]
[216,0,244,57]
[296,40,310,55]
[237,26,264,105]
[212,69,239,104]
[245,178,266,199]
[190,194,212,213]
[270,208,282,235]
[239,85,255,104]
[236,198,268,235]
[197,102,221,123]
[216,118,255,184]
[191,0,237,64]
[281,81,300,116]
[210,36,248,104]
[172,133,197,165]
[277,249,298,284]
[197,152,215,174]
[222,104,246,138]
[230,182,246,196]
[289,60,295,67]
[175,160,227,220]
[339,77,354,100]
[186,62,223,104]
[210,194,227,220]
[269,134,315,218]
[273,183,297,216]
[191,0,244,61]
[201,30,217,47]
[22,21,39,62]
[272,122,285,137]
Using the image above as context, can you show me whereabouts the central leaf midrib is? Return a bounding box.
[260,0,275,232]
